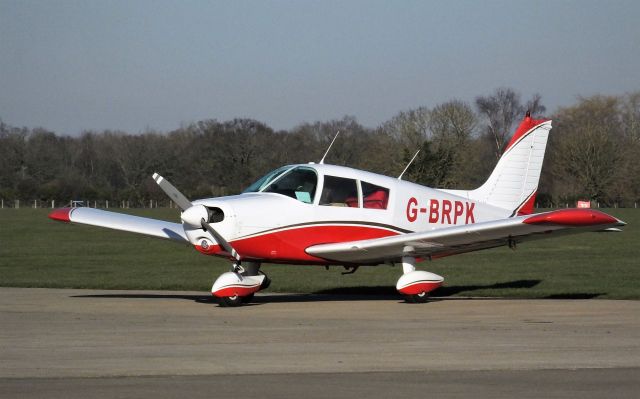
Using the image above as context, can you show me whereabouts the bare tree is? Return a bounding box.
[425,100,477,187]
[476,88,522,159]
[525,93,547,118]
[475,88,546,159]
[380,107,430,150]
[548,95,622,203]
[620,92,640,144]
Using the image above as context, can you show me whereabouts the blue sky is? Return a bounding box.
[1,0,639,134]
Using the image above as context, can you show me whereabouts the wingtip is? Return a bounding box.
[48,207,73,223]
[152,173,163,183]
[523,209,621,227]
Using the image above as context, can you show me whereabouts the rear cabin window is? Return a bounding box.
[361,181,389,210]
[320,176,359,207]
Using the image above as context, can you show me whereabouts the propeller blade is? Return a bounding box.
[152,173,192,211]
[201,219,241,262]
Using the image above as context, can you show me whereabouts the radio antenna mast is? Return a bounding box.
[397,150,420,180]
[319,131,340,164]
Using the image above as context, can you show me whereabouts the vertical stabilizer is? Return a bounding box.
[469,115,552,215]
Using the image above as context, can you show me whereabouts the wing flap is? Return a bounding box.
[306,209,625,264]
[49,207,189,243]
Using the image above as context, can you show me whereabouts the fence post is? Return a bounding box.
[51,200,54,208]
[1,199,3,209]
[16,200,20,209]
[106,200,109,209]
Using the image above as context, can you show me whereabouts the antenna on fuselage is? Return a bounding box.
[319,131,340,164]
[397,150,420,180]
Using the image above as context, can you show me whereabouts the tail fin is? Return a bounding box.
[469,114,552,216]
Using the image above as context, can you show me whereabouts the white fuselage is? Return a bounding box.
[186,164,508,264]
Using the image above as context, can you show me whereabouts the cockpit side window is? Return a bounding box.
[262,167,317,203]
[320,175,359,207]
[361,181,389,210]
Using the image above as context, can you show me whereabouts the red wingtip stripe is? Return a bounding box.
[504,115,549,153]
[523,209,620,226]
[48,207,73,223]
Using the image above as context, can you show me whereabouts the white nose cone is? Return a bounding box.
[181,204,209,228]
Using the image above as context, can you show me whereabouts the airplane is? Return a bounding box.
[49,113,626,306]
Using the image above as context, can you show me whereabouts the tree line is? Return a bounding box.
[1,88,639,207]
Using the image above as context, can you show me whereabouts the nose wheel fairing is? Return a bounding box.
[211,272,265,298]
[396,271,443,295]
[211,261,270,307]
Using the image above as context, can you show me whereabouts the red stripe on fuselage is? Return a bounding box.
[195,224,400,263]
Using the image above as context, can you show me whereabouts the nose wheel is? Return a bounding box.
[212,262,269,307]
[219,294,244,307]
[404,291,429,303]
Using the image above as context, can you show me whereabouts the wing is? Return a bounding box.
[49,207,189,243]
[306,209,625,264]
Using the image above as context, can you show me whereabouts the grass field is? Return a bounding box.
[0,208,638,299]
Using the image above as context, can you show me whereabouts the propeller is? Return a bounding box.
[152,173,192,211]
[152,172,241,263]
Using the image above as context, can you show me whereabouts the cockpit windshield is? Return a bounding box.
[243,166,317,204]
[243,166,292,193]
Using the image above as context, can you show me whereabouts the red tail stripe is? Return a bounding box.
[517,191,537,216]
[504,115,549,153]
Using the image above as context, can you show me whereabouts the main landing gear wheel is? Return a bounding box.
[219,295,243,307]
[404,292,429,303]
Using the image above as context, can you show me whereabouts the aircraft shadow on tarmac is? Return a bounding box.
[70,279,602,305]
